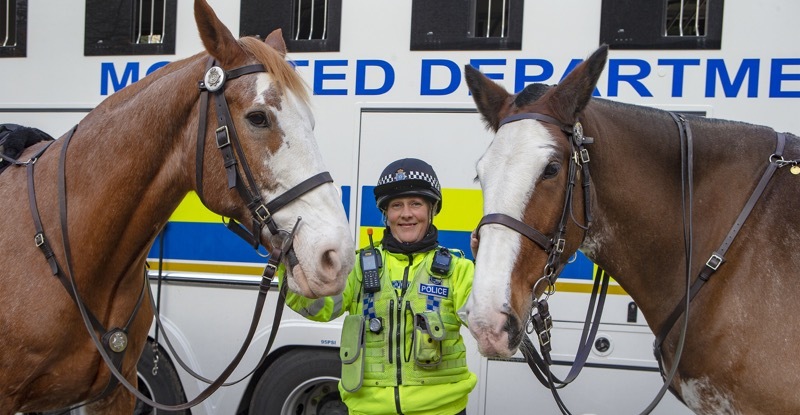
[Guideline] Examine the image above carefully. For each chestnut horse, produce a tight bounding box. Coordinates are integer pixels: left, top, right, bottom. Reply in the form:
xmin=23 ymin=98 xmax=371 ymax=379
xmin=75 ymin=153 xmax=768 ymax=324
xmin=463 ymin=45 xmax=800 ymax=414
xmin=0 ymin=1 xmax=355 ymax=413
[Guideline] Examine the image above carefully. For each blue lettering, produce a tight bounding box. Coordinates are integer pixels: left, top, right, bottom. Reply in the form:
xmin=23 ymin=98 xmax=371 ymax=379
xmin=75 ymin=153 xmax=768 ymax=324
xmin=706 ymin=59 xmax=759 ymax=98
xmin=101 ymin=62 xmax=140 ymax=95
xmin=355 ymin=60 xmax=394 ymax=95
xmin=470 ymin=59 xmax=506 ymax=81
xmin=314 ymin=60 xmax=348 ymax=96
xmin=607 ymin=59 xmax=652 ymax=97
xmin=290 ymin=60 xmax=310 ymax=69
xmin=658 ymin=59 xmax=701 ymax=97
xmin=420 ymin=59 xmax=460 ymax=96
xmin=769 ymin=59 xmax=800 ymax=98
xmin=514 ymin=59 xmax=553 ymax=93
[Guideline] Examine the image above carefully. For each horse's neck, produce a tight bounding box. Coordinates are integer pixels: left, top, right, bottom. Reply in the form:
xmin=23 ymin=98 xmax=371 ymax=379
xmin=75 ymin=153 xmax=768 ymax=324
xmin=51 ymin=56 xmax=206 ymax=278
xmin=578 ymin=100 xmax=772 ymax=322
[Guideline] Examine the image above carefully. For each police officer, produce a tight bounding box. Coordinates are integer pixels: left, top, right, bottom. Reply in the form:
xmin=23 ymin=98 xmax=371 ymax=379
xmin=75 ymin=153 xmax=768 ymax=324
xmin=280 ymin=158 xmax=476 ymax=415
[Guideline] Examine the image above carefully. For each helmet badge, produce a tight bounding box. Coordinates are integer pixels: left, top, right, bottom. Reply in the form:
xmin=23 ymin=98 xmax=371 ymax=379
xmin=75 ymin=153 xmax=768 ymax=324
xmin=394 ymin=169 xmax=407 ymax=181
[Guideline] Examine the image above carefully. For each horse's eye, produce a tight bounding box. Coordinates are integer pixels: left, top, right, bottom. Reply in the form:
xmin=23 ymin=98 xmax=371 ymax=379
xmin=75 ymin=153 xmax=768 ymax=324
xmin=246 ymin=111 xmax=270 ymax=128
xmin=542 ymin=162 xmax=561 ymax=179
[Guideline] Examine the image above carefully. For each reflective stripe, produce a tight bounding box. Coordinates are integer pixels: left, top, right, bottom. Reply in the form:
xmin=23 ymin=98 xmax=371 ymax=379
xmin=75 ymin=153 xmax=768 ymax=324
xmin=301 ymin=294 xmax=342 ymax=317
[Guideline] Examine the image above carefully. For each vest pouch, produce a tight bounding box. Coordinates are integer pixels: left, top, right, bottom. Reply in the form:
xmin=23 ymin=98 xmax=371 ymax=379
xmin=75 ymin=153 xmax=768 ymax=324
xmin=339 ymin=315 xmax=365 ymax=392
xmin=413 ymin=311 xmax=445 ymax=368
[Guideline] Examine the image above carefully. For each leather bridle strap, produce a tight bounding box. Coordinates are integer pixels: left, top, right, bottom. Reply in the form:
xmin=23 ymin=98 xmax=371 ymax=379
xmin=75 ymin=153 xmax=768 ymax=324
xmin=147 ymin=218 xmax=303 ymax=388
xmin=498 ymin=112 xmax=574 ymax=134
xmin=194 ymin=58 xmax=214 ymax=203
xmin=655 ymin=131 xmax=787 ymax=349
xmin=520 ymin=266 xmax=610 ymax=385
xmin=146 ymin=251 xmax=289 ymax=388
xmin=477 ymin=213 xmax=553 ymax=252
xmin=195 ymin=58 xmax=334 ymax=247
xmin=22 ymin=125 xmax=148 ymax=412
xmin=225 ymin=171 xmax=333 ymax=247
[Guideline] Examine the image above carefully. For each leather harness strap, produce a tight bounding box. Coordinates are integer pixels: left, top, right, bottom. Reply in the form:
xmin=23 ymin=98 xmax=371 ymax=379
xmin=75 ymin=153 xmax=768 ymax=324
xmin=24 ymin=126 xmax=147 ymax=411
xmin=655 ymin=131 xmax=788 ymax=350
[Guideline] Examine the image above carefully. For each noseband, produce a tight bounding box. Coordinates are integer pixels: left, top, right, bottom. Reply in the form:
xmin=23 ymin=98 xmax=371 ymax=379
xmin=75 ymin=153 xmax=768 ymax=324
xmin=195 ymin=57 xmax=333 ymax=253
xmin=476 ymin=112 xmax=593 ymax=290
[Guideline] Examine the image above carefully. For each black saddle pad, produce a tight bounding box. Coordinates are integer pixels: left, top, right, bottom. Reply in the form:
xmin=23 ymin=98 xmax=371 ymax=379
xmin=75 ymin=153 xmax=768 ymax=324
xmin=0 ymin=123 xmax=55 ymax=172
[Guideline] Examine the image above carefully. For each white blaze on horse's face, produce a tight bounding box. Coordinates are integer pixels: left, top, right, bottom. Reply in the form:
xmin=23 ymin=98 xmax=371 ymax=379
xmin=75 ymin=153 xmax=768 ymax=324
xmin=254 ymin=73 xmax=354 ymax=298
xmin=465 ymin=119 xmax=556 ymax=358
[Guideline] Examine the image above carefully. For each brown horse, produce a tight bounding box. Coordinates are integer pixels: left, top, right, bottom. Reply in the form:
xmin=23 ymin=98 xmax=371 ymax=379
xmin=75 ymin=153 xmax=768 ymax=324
xmin=462 ymin=45 xmax=800 ymax=414
xmin=0 ymin=1 xmax=355 ymax=413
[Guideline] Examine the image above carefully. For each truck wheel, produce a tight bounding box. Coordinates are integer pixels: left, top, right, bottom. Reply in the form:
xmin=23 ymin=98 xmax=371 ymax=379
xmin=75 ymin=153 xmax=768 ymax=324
xmin=29 ymin=340 xmax=187 ymax=415
xmin=134 ymin=339 xmax=188 ymax=415
xmin=249 ymin=348 xmax=346 ymax=415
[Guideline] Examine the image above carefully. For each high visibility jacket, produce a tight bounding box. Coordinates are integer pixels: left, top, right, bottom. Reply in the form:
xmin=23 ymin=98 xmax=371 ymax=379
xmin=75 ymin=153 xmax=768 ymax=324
xmin=280 ymin=242 xmax=476 ymax=415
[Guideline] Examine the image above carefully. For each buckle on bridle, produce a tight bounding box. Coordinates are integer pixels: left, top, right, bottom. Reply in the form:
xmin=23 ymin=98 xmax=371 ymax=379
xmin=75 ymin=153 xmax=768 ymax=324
xmin=554 ymin=238 xmax=566 ymax=253
xmin=706 ymin=254 xmax=724 ymax=270
xmin=215 ymin=126 xmax=230 ymax=148
xmin=34 ymin=233 xmax=45 ymax=247
xmin=254 ymin=204 xmax=271 ymax=222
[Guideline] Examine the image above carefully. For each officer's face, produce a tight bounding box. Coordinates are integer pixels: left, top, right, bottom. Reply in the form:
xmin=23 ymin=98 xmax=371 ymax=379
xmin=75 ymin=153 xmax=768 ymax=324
xmin=386 ymin=196 xmax=432 ymax=243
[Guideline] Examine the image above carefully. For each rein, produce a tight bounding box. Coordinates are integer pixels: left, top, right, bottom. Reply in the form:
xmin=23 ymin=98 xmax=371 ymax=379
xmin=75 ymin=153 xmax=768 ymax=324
xmin=25 ymin=57 xmax=333 ymax=411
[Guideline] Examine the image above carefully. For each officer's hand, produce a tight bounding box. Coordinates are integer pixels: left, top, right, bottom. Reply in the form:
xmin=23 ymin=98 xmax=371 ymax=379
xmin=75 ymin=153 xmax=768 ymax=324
xmin=470 ymin=229 xmax=479 ymax=258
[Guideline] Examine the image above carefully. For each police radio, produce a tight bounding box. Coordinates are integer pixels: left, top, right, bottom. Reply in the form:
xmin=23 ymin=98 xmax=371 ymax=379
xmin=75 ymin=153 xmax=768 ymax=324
xmin=430 ymin=247 xmax=452 ymax=276
xmin=360 ymin=229 xmax=382 ymax=293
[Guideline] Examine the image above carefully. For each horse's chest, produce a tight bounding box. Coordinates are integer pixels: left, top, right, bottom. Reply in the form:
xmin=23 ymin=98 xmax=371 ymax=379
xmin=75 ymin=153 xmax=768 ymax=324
xmin=680 ymin=377 xmax=741 ymax=415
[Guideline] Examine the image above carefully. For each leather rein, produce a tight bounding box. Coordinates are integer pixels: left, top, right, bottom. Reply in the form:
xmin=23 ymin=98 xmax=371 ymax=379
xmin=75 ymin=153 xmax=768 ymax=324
xmin=477 ymin=111 xmax=792 ymax=414
xmin=24 ymin=57 xmax=332 ymax=411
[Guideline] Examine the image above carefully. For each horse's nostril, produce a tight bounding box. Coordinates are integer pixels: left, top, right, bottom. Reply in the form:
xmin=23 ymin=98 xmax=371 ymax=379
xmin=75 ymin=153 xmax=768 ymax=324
xmin=322 ymin=250 xmax=335 ymax=268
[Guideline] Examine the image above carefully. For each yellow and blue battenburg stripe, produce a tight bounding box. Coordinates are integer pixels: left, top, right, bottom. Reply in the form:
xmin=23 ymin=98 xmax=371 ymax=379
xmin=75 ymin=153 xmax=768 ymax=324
xmin=147 ymin=187 xmax=354 ymax=275
xmin=357 ymin=186 xmax=618 ymax=293
xmin=148 ymin=185 xmax=623 ymax=294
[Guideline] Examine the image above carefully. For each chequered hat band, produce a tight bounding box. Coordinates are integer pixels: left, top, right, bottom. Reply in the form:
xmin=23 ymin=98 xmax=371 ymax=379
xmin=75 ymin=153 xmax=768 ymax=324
xmin=376 ymin=169 xmax=440 ymax=191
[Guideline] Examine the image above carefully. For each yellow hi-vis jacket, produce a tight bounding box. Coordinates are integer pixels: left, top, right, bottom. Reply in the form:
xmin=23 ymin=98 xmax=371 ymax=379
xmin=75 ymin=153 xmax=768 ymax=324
xmin=280 ymin=243 xmax=476 ymax=415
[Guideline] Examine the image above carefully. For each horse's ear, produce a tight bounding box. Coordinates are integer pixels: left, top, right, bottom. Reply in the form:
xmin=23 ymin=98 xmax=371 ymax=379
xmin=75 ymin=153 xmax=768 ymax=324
xmin=465 ymin=65 xmax=511 ymax=132
xmin=194 ymin=0 xmax=247 ymax=67
xmin=550 ymin=45 xmax=608 ymax=123
xmin=264 ymin=29 xmax=287 ymax=57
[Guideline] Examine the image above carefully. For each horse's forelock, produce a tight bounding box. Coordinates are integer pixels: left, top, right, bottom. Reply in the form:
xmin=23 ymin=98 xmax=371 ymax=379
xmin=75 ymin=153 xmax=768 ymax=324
xmin=513 ymin=83 xmax=551 ymax=108
xmin=238 ymin=37 xmax=310 ymax=104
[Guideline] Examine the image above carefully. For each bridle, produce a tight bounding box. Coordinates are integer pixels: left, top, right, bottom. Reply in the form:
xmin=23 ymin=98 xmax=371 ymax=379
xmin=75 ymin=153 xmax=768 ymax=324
xmin=474 ymin=112 xmax=609 ymax=414
xmin=26 ymin=56 xmax=333 ymax=412
xmin=476 ymin=112 xmax=594 ymax=297
xmin=194 ymin=58 xmax=334 ymax=254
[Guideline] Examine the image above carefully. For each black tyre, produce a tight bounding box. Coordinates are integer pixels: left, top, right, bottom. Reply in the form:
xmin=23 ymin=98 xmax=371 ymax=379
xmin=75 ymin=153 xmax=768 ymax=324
xmin=134 ymin=340 xmax=189 ymax=415
xmin=30 ymin=340 xmax=187 ymax=415
xmin=249 ymin=348 xmax=345 ymax=415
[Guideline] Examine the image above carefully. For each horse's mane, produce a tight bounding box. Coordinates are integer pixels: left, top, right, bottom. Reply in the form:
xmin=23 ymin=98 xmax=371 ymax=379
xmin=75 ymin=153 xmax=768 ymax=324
xmin=514 ymin=83 xmax=553 ymax=108
xmin=238 ymin=36 xmax=310 ymax=104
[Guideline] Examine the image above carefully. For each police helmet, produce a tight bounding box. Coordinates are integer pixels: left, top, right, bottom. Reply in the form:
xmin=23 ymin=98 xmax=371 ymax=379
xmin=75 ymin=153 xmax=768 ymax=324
xmin=374 ymin=158 xmax=442 ymax=214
